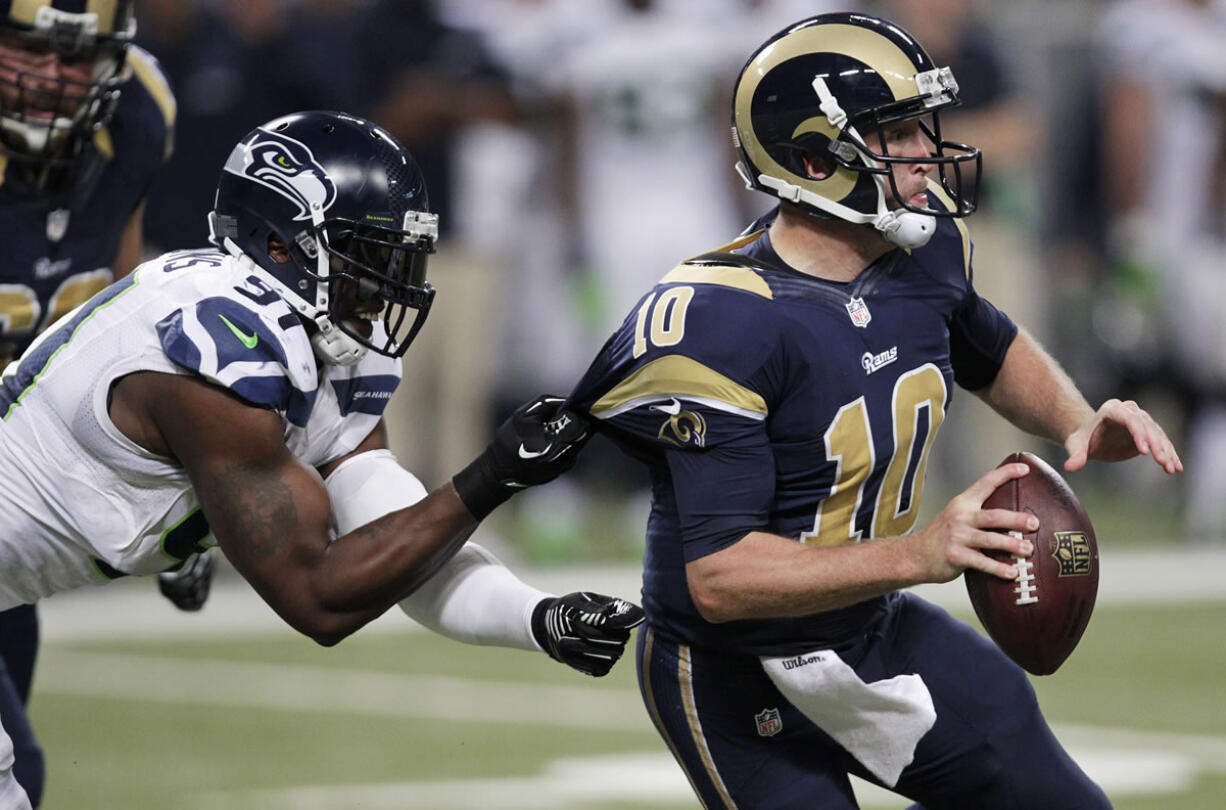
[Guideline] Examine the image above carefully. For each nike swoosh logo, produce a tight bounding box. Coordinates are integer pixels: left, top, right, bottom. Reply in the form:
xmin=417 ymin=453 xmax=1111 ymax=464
xmin=518 ymin=443 xmax=553 ymax=460
xmin=218 ymin=314 xmax=258 ymax=349
xmin=651 ymin=397 xmax=681 ymax=416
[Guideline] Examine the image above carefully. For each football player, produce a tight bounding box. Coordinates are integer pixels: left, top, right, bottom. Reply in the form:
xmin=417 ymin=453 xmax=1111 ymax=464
xmin=565 ymin=13 xmax=1180 ymax=809
xmin=0 ymin=110 xmax=642 ymax=810
xmin=0 ymin=1 xmax=201 ymax=805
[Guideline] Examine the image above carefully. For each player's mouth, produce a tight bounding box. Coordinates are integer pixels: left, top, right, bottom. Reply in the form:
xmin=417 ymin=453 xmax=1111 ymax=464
xmin=345 ymin=310 xmax=379 ymax=340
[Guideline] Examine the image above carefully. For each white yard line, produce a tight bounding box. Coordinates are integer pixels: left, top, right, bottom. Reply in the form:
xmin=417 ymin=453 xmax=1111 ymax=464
xmin=35 ymin=648 xmax=644 ymax=731
xmin=181 ymin=738 xmax=1214 ymax=810
xmin=37 ymin=647 xmax=1226 ymax=810
xmin=35 ymin=548 xmax=1226 ymax=645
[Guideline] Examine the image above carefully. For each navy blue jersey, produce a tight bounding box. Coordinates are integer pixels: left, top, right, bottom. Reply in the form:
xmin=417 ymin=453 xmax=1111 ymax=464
xmin=568 ymin=196 xmax=1018 ymax=656
xmin=0 ymin=45 xmax=174 ymax=366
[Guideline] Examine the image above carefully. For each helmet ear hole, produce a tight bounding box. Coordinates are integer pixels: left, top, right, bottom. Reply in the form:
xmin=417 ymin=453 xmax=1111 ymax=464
xmin=267 ymin=233 xmax=292 ymax=264
xmin=801 ymin=152 xmax=835 ymax=181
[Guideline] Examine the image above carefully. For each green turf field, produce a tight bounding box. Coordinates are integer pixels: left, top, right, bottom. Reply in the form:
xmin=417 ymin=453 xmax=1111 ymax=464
xmin=27 ymin=594 xmax=1226 ymax=809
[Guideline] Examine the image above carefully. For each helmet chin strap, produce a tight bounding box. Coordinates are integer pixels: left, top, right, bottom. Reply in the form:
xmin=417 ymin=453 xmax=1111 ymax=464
xmin=751 ymin=75 xmax=939 ymax=250
xmin=873 ymin=209 xmax=935 ymax=250
xmin=212 ymin=226 xmax=369 ymax=367
xmin=299 ymin=200 xmax=369 ymax=366
xmin=750 ymin=168 xmax=936 ymax=250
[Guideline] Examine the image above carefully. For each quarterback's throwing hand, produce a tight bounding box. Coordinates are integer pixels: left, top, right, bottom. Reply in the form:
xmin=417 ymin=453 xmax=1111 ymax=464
xmin=532 ymin=592 xmax=646 ymax=677
xmin=453 ymin=394 xmax=592 ymax=520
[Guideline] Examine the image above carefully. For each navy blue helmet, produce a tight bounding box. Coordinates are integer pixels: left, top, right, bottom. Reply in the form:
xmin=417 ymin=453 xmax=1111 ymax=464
xmin=732 ymin=12 xmax=981 ymax=248
xmin=209 ymin=111 xmax=437 ymax=365
xmin=0 ymin=0 xmax=136 ymax=197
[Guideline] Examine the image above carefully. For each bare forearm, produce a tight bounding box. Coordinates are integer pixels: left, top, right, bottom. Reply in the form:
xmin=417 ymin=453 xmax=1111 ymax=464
xmin=687 ymin=463 xmax=1042 ymax=624
xmin=213 ymin=472 xmax=477 ymax=646
xmin=687 ymin=531 xmax=925 ymax=622
xmin=320 ymin=482 xmax=477 ymax=605
xmin=977 ymin=328 xmax=1094 ymax=445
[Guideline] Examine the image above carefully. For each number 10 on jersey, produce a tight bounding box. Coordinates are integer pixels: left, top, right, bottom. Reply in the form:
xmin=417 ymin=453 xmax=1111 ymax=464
xmin=802 ymin=364 xmax=947 ymax=547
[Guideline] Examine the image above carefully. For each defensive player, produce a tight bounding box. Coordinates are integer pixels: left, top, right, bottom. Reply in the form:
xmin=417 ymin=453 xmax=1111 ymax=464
xmin=0 ymin=2 xmax=205 ymax=804
xmin=0 ymin=110 xmax=642 ymax=810
xmin=566 ymin=13 xmax=1180 ymax=809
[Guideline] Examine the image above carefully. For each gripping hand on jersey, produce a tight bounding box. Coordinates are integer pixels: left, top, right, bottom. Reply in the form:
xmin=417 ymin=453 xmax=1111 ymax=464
xmin=531 ymin=592 xmax=646 ymax=677
xmin=452 ymin=395 xmax=591 ymax=520
xmin=156 ymin=548 xmax=216 ymax=612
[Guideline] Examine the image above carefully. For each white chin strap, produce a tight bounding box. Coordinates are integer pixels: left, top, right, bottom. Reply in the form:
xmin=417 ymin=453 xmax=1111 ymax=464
xmin=300 ymin=200 xmax=369 ymax=366
xmin=214 ymin=227 xmax=368 ymax=367
xmin=749 ymin=167 xmax=935 ymax=250
xmin=309 ymin=320 xmax=367 ymax=366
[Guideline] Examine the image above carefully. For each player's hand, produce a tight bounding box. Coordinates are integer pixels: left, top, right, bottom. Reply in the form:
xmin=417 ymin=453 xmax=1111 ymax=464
xmin=909 ymin=463 xmax=1036 ymax=584
xmin=531 ymin=592 xmax=646 ymax=677
xmin=1063 ymin=398 xmax=1182 ymax=474
xmin=157 ymin=548 xmax=216 ymax=611
xmin=452 ymin=395 xmax=591 ymax=520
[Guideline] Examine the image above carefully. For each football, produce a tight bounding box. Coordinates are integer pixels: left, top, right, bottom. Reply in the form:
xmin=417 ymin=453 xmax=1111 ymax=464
xmin=964 ymin=451 xmax=1099 ymax=676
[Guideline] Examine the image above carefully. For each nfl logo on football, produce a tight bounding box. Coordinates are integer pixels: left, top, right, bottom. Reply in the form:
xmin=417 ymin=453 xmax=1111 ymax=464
xmin=845 ymin=296 xmax=871 ymax=328
xmin=755 ymin=707 xmax=782 ymax=737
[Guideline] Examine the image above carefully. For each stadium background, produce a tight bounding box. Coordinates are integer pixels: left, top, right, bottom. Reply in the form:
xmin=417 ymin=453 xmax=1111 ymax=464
xmin=30 ymin=0 xmax=1226 ymax=807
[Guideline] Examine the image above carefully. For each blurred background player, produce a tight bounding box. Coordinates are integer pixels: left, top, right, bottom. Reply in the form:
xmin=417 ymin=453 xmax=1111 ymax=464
xmin=0 ymin=109 xmax=642 ymax=809
xmin=565 ymin=13 xmax=1180 ymax=808
xmin=0 ymin=1 xmax=198 ymax=805
xmin=1096 ymin=0 xmax=1226 ymax=542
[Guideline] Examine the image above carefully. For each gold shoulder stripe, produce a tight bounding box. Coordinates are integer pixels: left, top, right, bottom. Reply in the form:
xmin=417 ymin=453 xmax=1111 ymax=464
xmin=659 ymin=263 xmax=773 ymax=299
xmin=125 ymin=46 xmax=177 ymax=159
xmin=92 ymin=126 xmax=115 ymax=160
xmin=706 ymin=229 xmax=765 ymax=254
xmin=925 ymin=180 xmax=971 ymax=279
xmin=591 ymin=355 xmax=767 ymax=420
xmin=0 ymin=153 xmax=7 ymax=190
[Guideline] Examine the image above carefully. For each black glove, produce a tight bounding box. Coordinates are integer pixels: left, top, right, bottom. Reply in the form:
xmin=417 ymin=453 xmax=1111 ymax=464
xmin=157 ymin=548 xmax=216 ymax=612
xmin=452 ymin=394 xmax=591 ymax=521
xmin=531 ymin=591 xmax=646 ymax=677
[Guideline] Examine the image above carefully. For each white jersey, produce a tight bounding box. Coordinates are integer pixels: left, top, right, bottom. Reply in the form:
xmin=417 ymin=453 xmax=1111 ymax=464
xmin=0 ymin=249 xmax=400 ymax=608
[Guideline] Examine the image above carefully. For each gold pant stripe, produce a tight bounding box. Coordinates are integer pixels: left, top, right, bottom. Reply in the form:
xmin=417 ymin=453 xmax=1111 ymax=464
xmin=639 ymin=627 xmax=709 ymax=807
xmin=679 ymin=642 xmax=739 ymax=809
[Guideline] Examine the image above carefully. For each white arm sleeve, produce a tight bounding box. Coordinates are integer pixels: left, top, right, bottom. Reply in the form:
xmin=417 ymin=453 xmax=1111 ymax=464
xmin=324 ymin=449 xmax=549 ymax=651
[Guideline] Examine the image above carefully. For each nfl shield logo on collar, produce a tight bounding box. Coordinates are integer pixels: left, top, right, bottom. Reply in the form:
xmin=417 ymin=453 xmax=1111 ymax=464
xmin=755 ymin=707 xmax=782 ymax=737
xmin=846 ymin=296 xmax=871 ymax=328
xmin=46 ymin=208 xmax=70 ymax=243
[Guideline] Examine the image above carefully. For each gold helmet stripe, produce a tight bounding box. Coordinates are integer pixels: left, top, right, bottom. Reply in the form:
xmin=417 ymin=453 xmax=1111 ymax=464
xmin=735 ymin=23 xmax=922 ymax=204
xmin=8 ymin=0 xmax=44 ymax=24
xmin=9 ymin=0 xmax=120 ymax=33
xmin=87 ymin=0 xmax=119 ymax=34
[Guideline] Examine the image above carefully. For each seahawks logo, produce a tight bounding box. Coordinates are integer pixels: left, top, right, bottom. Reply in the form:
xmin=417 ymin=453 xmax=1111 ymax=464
xmin=225 ymin=130 xmax=337 ymax=221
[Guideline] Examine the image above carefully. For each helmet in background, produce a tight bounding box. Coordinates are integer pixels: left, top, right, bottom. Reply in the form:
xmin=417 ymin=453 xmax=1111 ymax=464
xmin=732 ymin=12 xmax=981 ymax=248
xmin=209 ymin=111 xmax=437 ymax=366
xmin=0 ymin=0 xmax=135 ymax=196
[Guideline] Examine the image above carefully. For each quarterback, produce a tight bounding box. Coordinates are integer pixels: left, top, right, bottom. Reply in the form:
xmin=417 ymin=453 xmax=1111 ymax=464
xmin=567 ymin=13 xmax=1179 ymax=809
xmin=0 ymin=110 xmax=642 ymax=809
